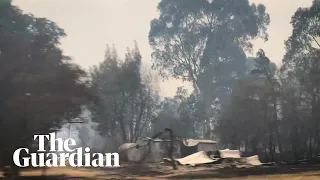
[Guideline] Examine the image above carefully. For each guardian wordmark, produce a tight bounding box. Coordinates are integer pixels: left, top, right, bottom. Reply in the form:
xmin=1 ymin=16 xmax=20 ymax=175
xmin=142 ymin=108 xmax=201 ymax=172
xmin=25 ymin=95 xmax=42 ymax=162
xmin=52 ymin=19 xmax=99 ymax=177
xmin=13 ymin=133 xmax=120 ymax=167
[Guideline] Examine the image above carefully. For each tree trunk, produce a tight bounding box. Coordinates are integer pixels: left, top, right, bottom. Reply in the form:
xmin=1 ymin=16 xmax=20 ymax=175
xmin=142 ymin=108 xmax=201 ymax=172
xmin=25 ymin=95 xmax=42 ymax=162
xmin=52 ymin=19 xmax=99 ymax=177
xmin=269 ymin=133 xmax=274 ymax=162
xmin=273 ymin=96 xmax=282 ymax=162
xmin=308 ymin=136 xmax=313 ymax=159
xmin=264 ymin=145 xmax=269 ymax=162
xmin=165 ymin=128 xmax=177 ymax=170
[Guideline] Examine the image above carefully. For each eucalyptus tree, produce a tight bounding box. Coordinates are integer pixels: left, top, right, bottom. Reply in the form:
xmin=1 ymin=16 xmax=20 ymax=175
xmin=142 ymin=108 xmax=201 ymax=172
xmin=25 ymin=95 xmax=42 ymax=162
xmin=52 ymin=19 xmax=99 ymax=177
xmin=149 ymin=0 xmax=270 ymax=137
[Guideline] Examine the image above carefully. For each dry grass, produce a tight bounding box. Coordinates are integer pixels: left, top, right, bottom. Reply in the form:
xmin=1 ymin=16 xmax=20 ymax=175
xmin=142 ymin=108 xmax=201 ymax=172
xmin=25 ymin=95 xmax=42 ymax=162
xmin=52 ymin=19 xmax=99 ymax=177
xmin=212 ymin=172 xmax=320 ymax=180
xmin=2 ymin=164 xmax=320 ymax=180
xmin=20 ymin=167 xmax=106 ymax=177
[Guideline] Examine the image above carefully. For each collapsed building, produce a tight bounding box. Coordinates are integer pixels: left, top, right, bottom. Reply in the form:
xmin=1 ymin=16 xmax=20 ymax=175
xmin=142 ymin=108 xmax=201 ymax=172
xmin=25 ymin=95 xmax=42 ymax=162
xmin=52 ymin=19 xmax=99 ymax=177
xmin=165 ymin=149 xmax=263 ymax=167
xmin=181 ymin=139 xmax=219 ymax=157
xmin=118 ymin=137 xmax=219 ymax=163
xmin=118 ymin=137 xmax=266 ymax=168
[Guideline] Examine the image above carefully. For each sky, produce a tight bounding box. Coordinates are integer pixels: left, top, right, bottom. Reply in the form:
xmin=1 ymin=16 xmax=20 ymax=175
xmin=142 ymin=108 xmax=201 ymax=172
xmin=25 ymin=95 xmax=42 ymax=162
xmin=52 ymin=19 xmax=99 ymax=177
xmin=12 ymin=0 xmax=313 ymax=97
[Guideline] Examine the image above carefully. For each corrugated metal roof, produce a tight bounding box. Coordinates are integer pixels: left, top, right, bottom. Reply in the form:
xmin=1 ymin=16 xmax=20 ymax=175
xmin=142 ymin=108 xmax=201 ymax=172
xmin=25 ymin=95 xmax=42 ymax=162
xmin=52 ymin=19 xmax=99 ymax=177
xmin=183 ymin=139 xmax=217 ymax=147
xmin=190 ymin=139 xmax=218 ymax=144
xmin=140 ymin=137 xmax=217 ymax=144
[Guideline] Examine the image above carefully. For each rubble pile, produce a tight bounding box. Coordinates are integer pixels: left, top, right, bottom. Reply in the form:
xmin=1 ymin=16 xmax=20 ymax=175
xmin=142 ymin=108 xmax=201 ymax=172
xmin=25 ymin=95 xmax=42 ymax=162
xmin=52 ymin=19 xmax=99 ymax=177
xmin=163 ymin=149 xmax=265 ymax=168
xmin=118 ymin=139 xmax=271 ymax=169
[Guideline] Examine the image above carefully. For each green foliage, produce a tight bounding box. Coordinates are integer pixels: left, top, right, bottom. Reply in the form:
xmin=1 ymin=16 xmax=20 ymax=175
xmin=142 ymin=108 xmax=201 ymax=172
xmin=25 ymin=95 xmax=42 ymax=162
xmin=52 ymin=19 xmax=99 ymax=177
xmin=279 ymin=0 xmax=320 ymax=159
xmin=218 ymin=1 xmax=320 ymax=161
xmin=152 ymin=87 xmax=196 ymax=138
xmin=0 ymin=1 xmax=90 ymax=167
xmin=90 ymin=43 xmax=160 ymax=143
xmin=149 ymin=0 xmax=270 ymax=137
xmin=149 ymin=0 xmax=270 ymax=85
xmin=251 ymin=49 xmax=277 ymax=77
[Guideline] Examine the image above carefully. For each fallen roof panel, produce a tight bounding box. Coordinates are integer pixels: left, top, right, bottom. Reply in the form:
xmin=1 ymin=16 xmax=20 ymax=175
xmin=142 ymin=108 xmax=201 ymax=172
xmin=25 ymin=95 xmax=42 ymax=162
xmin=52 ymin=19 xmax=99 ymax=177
xmin=175 ymin=151 xmax=219 ymax=166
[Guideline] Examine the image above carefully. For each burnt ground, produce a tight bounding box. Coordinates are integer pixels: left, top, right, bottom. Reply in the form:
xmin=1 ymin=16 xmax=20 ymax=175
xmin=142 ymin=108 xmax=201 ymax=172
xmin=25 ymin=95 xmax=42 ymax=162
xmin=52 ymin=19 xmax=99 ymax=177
xmin=167 ymin=163 xmax=320 ymax=179
xmin=2 ymin=163 xmax=320 ymax=180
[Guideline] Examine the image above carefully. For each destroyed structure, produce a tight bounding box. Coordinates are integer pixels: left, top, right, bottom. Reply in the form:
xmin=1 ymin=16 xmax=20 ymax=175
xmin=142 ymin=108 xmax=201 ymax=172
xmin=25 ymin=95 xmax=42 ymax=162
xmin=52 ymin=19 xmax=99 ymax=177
xmin=119 ymin=137 xmax=218 ymax=163
xmin=118 ymin=137 xmax=266 ymax=168
xmin=119 ymin=138 xmax=181 ymax=163
xmin=181 ymin=139 xmax=219 ymax=157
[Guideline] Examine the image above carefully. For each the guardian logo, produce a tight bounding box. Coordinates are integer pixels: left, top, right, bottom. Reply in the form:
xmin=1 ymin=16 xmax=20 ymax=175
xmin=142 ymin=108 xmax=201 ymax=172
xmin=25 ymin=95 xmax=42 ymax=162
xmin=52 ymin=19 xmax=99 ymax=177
xmin=13 ymin=133 xmax=120 ymax=167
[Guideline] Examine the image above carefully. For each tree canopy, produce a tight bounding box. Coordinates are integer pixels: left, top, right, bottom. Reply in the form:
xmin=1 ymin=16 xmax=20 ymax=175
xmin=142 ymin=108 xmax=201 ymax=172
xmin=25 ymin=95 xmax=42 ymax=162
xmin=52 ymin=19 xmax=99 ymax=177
xmin=0 ymin=0 xmax=90 ymax=167
xmin=4 ymin=0 xmax=320 ymax=171
xmin=149 ymin=0 xmax=270 ymax=137
xmin=90 ymin=43 xmax=160 ymax=143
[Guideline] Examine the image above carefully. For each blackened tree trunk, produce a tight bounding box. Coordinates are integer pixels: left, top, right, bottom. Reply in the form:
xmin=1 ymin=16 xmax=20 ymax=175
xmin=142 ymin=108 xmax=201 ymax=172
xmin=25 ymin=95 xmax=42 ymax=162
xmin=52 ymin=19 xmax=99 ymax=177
xmin=165 ymin=128 xmax=177 ymax=170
